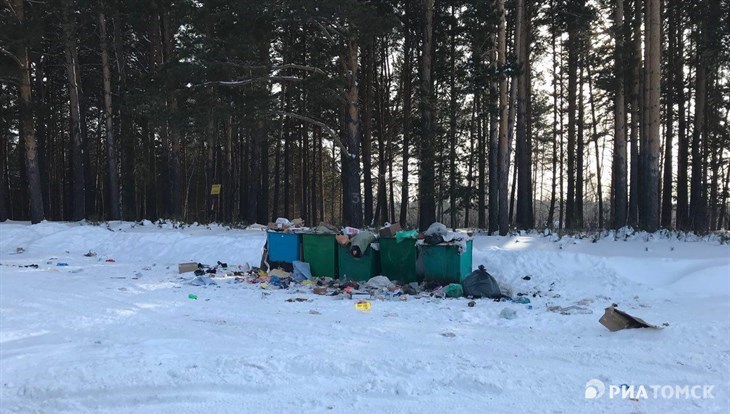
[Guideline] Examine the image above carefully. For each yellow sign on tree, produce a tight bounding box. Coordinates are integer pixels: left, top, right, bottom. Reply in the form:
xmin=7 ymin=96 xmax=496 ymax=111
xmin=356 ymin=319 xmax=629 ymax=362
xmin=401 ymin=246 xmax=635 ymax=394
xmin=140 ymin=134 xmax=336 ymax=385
xmin=210 ymin=184 xmax=221 ymax=195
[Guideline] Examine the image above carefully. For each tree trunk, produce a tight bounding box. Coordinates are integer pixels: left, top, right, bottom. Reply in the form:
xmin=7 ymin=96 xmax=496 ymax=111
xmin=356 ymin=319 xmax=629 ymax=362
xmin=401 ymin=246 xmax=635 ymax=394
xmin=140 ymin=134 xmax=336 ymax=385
xmin=362 ymin=43 xmax=374 ymax=225
xmin=547 ymin=7 xmax=558 ymax=228
xmin=464 ymin=101 xmax=476 ymax=228
xmin=661 ymin=0 xmax=676 ymax=228
xmin=488 ymin=14 xmax=499 ymax=233
xmin=576 ymin=50 xmax=585 ymax=229
xmin=613 ymin=0 xmax=628 ymax=229
xmin=62 ymin=0 xmax=86 ymax=221
xmin=376 ymin=42 xmax=389 ymax=226
xmin=343 ymin=39 xmax=363 ymax=227
xmin=643 ymin=0 xmax=661 ymax=231
xmin=0 ymin=99 xmax=9 ymax=221
xmin=15 ymin=0 xmax=44 ymax=223
xmin=449 ymin=6 xmax=458 ymax=230
xmin=515 ymin=0 xmax=533 ymax=230
xmin=496 ymin=0 xmax=509 ymax=235
xmin=113 ymin=12 xmax=136 ymax=220
xmin=418 ymin=0 xmax=436 ymax=230
xmin=628 ymin=0 xmax=641 ymax=227
xmin=690 ymin=0 xmax=713 ymax=232
xmin=587 ymin=64 xmax=604 ymax=229
xmin=566 ymin=14 xmax=578 ymax=230
xmin=674 ymin=0 xmax=688 ymax=229
xmin=283 ymin=88 xmax=292 ymax=218
xmin=99 ymin=5 xmax=121 ymax=220
xmin=399 ymin=0 xmax=412 ymax=227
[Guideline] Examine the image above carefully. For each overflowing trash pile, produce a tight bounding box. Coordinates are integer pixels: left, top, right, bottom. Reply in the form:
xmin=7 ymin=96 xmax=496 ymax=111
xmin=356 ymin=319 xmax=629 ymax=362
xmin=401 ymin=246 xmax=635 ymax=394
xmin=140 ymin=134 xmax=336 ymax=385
xmin=177 ymin=216 xmax=529 ymax=306
xmin=178 ymin=260 xmax=517 ymax=303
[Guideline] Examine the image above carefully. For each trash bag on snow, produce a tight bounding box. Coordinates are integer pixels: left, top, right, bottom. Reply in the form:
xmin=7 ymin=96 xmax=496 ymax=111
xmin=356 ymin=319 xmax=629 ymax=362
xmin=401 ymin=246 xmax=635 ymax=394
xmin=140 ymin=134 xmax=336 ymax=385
xmin=462 ymin=265 xmax=501 ymax=299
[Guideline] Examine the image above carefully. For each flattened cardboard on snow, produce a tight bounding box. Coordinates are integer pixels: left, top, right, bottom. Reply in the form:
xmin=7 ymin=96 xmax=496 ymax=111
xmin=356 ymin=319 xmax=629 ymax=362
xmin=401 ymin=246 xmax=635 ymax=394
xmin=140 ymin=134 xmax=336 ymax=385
xmin=178 ymin=262 xmax=198 ymax=274
xmin=599 ymin=306 xmax=662 ymax=332
xmin=379 ymin=223 xmax=401 ymax=238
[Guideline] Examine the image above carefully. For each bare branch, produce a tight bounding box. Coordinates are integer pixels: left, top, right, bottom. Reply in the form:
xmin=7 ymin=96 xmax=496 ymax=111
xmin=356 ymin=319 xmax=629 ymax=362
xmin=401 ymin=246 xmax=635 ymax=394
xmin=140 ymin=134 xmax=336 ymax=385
xmin=310 ymin=18 xmax=334 ymax=42
xmin=3 ymin=0 xmax=17 ymax=18
xmin=273 ymin=64 xmax=326 ymax=76
xmin=0 ymin=46 xmax=22 ymax=67
xmin=272 ymin=110 xmax=347 ymax=154
xmin=196 ymin=75 xmax=302 ymax=88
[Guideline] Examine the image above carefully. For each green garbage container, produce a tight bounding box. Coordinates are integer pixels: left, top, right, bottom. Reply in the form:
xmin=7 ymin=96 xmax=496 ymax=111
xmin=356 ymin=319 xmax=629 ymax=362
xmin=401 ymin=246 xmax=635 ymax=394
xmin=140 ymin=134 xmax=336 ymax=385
xmin=338 ymin=243 xmax=380 ymax=281
xmin=421 ymin=239 xmax=473 ymax=285
xmin=302 ymin=233 xmax=338 ymax=277
xmin=379 ymin=237 xmax=419 ymax=284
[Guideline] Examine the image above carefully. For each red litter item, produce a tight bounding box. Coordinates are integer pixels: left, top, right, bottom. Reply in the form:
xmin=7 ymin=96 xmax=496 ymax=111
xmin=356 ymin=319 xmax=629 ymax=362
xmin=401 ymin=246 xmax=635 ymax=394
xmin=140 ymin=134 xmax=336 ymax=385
xmin=105 ymin=259 xmax=116 ymax=263
xmin=344 ymin=286 xmax=354 ymax=294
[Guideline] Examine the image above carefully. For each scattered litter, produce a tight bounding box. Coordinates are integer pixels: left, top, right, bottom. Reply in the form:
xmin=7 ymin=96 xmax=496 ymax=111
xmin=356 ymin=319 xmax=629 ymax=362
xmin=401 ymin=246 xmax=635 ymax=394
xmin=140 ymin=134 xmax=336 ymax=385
xmin=290 ymin=261 xmax=312 ymax=282
xmin=378 ymin=222 xmax=401 ymax=238
xmin=189 ymin=276 xmax=216 ymax=286
xmin=111 ymin=276 xmax=126 ymax=279
xmin=56 ymin=262 xmax=69 ymax=267
xmin=286 ymin=298 xmax=310 ymax=302
xmin=366 ymin=275 xmax=394 ymax=289
xmin=343 ymin=227 xmax=360 ymax=236
xmin=500 ymin=308 xmax=517 ymax=320
xmin=179 ymin=262 xmax=199 ymax=274
xmin=309 ymin=309 xmax=321 ymax=315
xmin=188 ymin=294 xmax=198 ymax=300
xmin=522 ymin=276 xmax=531 ymax=281
xmin=313 ymin=286 xmax=328 ymax=295
xmin=0 ymin=263 xmax=39 ymax=269
xmin=336 ymin=234 xmax=350 ymax=246
xmin=350 ymin=230 xmax=376 ymax=257
xmin=268 ymin=268 xmax=291 ymax=278
xmin=440 ymin=332 xmax=456 ymax=338
xmin=547 ymin=305 xmax=592 ymax=315
xmin=444 ymin=283 xmax=463 ymax=298
xmin=395 ymin=229 xmax=419 ymax=243
xmin=599 ymin=306 xmax=663 ymax=332
xmin=468 ymin=300 xmax=476 ymax=307
xmin=355 ymin=301 xmax=371 ymax=311
xmin=512 ymin=297 xmax=531 ymax=304
xmin=105 ymin=259 xmax=116 ymax=263
xmin=16 ymin=247 xmax=25 ymax=254
xmin=84 ymin=251 xmax=97 ymax=257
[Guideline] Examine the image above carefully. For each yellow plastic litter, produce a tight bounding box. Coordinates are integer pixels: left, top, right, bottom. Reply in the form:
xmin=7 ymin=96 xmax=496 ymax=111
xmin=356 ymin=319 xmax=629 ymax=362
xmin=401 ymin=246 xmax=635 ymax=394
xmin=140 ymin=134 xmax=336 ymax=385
xmin=260 ymin=283 xmax=268 ymax=289
xmin=355 ymin=301 xmax=371 ymax=311
xmin=302 ymin=280 xmax=313 ymax=286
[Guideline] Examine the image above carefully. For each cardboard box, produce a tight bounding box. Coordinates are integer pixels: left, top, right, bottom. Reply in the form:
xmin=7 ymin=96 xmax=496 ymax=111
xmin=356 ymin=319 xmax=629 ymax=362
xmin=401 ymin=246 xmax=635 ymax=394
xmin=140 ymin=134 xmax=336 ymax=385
xmin=599 ymin=306 xmax=662 ymax=332
xmin=379 ymin=223 xmax=401 ymax=238
xmin=178 ymin=262 xmax=199 ymax=274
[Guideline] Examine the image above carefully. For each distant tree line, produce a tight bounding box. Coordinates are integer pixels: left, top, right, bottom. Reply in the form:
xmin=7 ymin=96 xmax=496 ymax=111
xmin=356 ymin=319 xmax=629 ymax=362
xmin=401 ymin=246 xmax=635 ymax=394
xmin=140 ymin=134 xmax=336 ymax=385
xmin=1 ymin=0 xmax=728 ymax=233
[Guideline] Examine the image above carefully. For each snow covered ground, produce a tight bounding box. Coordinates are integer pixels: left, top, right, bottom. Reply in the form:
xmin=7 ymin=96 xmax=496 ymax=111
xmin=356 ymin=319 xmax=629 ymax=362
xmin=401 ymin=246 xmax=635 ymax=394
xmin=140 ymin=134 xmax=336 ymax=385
xmin=0 ymin=221 xmax=728 ymax=414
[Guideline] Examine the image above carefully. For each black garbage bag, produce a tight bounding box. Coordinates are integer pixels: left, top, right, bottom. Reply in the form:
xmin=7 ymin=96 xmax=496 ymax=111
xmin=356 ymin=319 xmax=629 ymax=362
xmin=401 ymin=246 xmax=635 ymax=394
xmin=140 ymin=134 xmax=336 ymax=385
xmin=424 ymin=234 xmax=444 ymax=245
xmin=462 ymin=265 xmax=502 ymax=299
